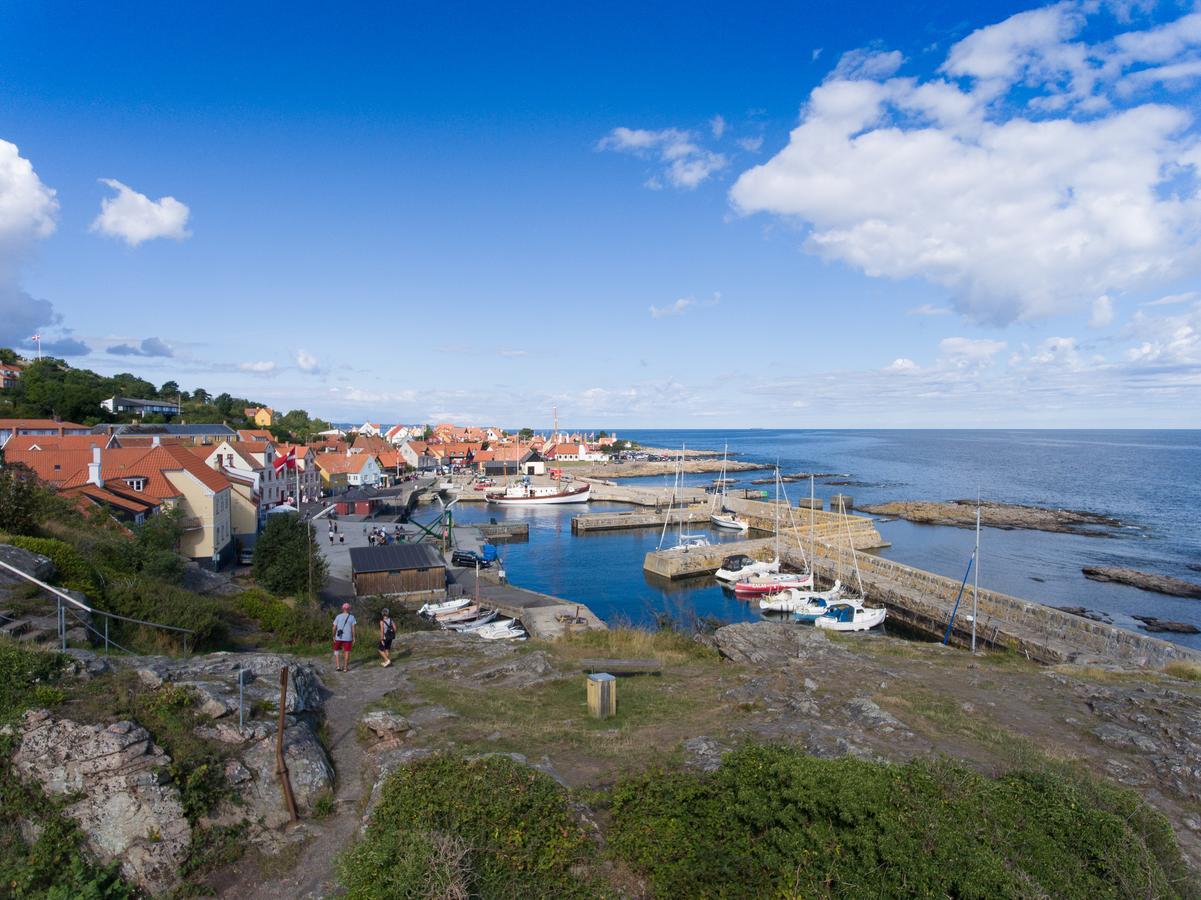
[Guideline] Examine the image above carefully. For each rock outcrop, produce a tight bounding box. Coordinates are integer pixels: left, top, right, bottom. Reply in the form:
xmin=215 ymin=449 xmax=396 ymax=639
xmin=239 ymin=725 xmax=335 ymax=827
xmin=1083 ymin=566 xmax=1201 ymax=599
xmin=0 ymin=543 xmax=56 ymax=584
xmin=859 ymin=500 xmax=1122 ymax=535
xmin=12 ymin=710 xmax=192 ymax=895
xmin=1132 ymin=616 xmax=1200 ymax=634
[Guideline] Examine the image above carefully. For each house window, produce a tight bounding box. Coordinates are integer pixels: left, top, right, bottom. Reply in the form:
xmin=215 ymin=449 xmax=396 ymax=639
xmin=124 ymin=477 xmax=146 ymax=491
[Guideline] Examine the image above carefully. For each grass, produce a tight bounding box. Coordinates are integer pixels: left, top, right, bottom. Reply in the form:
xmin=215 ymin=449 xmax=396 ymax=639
xmin=1163 ymin=660 xmax=1201 ymax=682
xmin=554 ymin=626 xmax=720 ymax=667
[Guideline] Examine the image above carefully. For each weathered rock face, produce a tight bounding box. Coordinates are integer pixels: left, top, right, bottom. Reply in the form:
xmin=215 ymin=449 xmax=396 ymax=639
xmin=709 ymin=621 xmax=833 ymax=666
xmin=859 ymin=500 xmax=1121 ymax=535
xmin=470 ymin=650 xmax=555 ymax=687
xmin=239 ymin=725 xmax=335 ymax=828
xmin=1083 ymin=566 xmax=1201 ymax=599
xmin=0 ymin=543 xmax=56 ymax=584
xmin=12 ymin=710 xmax=192 ymax=895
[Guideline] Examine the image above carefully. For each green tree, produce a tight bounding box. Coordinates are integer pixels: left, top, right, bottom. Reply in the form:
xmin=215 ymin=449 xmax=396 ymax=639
xmin=252 ymin=515 xmax=326 ymax=597
xmin=518 ymin=427 xmax=534 ymax=441
xmin=422 ymin=425 xmax=434 ymax=441
xmin=192 ymin=388 xmax=210 ymax=404
xmin=0 ymin=347 xmax=19 ymax=364
xmin=159 ymin=380 xmax=180 ymax=398
xmin=0 ymin=463 xmax=40 ymax=535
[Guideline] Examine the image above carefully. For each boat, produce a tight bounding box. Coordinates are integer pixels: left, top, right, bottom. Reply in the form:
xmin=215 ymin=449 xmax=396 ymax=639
xmin=474 ymin=619 xmax=527 ymax=640
xmin=709 ymin=444 xmax=750 ymax=532
xmin=814 ymin=603 xmax=886 ymax=632
xmin=714 ymin=553 xmax=779 ymax=584
xmin=445 ymin=608 xmax=500 ymax=631
xmin=434 ymin=603 xmax=479 ymax=622
xmin=733 ymin=571 xmax=815 ymax=597
xmin=657 ymin=445 xmax=713 ymax=551
xmin=486 ymin=480 xmax=590 ymax=505
xmin=758 ymin=580 xmax=844 ymax=613
xmin=419 ymin=597 xmax=471 ymax=616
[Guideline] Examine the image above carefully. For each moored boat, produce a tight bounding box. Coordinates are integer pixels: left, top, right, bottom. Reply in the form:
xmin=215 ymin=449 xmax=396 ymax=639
xmin=715 ymin=553 xmax=780 ymax=584
xmin=758 ymin=580 xmax=844 ymax=613
xmin=419 ymin=597 xmax=472 ymax=616
xmin=445 ymin=608 xmax=500 ymax=631
xmin=814 ymin=603 xmax=886 ymax=632
xmin=434 ymin=603 xmax=480 ymax=622
xmin=710 ymin=512 xmax=749 ymax=532
xmin=733 ymin=571 xmax=815 ymax=597
xmin=487 ymin=481 xmax=590 ymax=505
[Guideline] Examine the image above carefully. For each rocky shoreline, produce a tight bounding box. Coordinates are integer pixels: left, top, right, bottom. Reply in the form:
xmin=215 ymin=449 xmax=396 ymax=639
xmin=575 ymin=458 xmax=770 ymax=479
xmin=1083 ymin=566 xmax=1201 ymax=598
xmin=859 ymin=499 xmax=1123 ymax=535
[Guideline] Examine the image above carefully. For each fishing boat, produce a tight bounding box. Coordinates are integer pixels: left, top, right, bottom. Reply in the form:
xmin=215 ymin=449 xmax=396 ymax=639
xmin=445 ymin=608 xmax=499 ymax=631
xmin=758 ymin=580 xmax=844 ymax=613
xmin=733 ymin=571 xmax=815 ymax=597
xmin=709 ymin=444 xmax=750 ymax=531
xmin=814 ymin=603 xmax=886 ymax=632
xmin=714 ymin=553 xmax=779 ymax=584
xmin=419 ymin=597 xmax=471 ymax=616
xmin=486 ymin=480 xmax=590 ymax=505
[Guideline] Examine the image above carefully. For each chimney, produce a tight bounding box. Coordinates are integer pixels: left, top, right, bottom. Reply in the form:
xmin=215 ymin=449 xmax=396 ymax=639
xmin=88 ymin=447 xmax=103 ymax=488
xmin=152 ymin=435 xmax=161 ymax=447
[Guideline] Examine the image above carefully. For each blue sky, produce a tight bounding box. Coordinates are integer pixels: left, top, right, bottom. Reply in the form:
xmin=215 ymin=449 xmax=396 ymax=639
xmin=1 ymin=0 xmax=1200 ymax=428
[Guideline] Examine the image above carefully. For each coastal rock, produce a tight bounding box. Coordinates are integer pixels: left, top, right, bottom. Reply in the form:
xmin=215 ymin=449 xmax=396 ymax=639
xmin=858 ymin=500 xmax=1121 ymax=535
xmin=0 ymin=543 xmax=56 ymax=584
xmin=360 ymin=710 xmax=412 ymax=741
xmin=11 ymin=709 xmax=191 ymax=895
xmin=239 ymin=724 xmax=335 ymax=827
xmin=710 ymin=621 xmax=830 ymax=666
xmin=1132 ymin=616 xmax=1200 ymax=634
xmin=845 ymin=698 xmax=907 ymax=734
xmin=470 ymin=649 xmax=555 ymax=686
xmin=1055 ymin=606 xmax=1115 ymax=624
xmin=681 ymin=736 xmax=728 ymax=772
xmin=1082 ymin=567 xmax=1201 ymax=599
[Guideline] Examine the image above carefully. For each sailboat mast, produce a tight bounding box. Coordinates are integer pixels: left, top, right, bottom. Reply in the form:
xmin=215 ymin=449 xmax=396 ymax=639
xmin=774 ymin=462 xmax=780 ymax=561
xmin=972 ymin=501 xmax=980 ymax=652
xmin=809 ymin=474 xmax=815 ymax=574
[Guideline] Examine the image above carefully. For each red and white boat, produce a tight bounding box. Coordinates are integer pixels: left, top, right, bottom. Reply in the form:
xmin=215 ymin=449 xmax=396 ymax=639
xmin=733 ymin=571 xmax=815 ymax=597
xmin=486 ymin=481 xmax=590 ymax=505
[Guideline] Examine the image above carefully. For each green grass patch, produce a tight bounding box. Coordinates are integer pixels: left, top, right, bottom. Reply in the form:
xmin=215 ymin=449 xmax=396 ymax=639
xmin=339 ymin=753 xmax=599 ymax=899
xmin=555 ymin=626 xmax=719 ymax=667
xmin=605 ymin=744 xmax=1198 ymax=899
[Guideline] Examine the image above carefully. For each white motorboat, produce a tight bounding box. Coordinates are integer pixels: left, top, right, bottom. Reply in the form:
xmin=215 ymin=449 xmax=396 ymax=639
xmin=445 ymin=609 xmax=499 ymax=631
xmin=814 ymin=603 xmax=886 ymax=632
xmin=758 ymin=580 xmax=844 ymax=613
xmin=715 ymin=553 xmax=779 ymax=584
xmin=474 ymin=619 xmax=527 ymax=640
xmin=419 ymin=597 xmax=471 ymax=616
xmin=710 ymin=512 xmax=749 ymax=532
xmin=435 ymin=603 xmax=481 ymax=623
xmin=487 ymin=481 xmax=590 ymax=505
xmin=667 ymin=533 xmax=710 ymax=551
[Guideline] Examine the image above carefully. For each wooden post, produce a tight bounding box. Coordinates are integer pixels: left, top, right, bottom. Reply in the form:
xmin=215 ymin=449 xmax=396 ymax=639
xmin=586 ymin=673 xmax=617 ymax=719
xmin=276 ymin=667 xmax=300 ymax=825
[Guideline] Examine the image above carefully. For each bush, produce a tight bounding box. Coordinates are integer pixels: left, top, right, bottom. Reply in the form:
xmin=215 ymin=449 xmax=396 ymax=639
xmin=0 ymin=640 xmax=66 ymax=724
xmin=0 ymin=464 xmax=40 ymax=536
xmin=606 ymin=744 xmax=1196 ymax=899
xmin=253 ymin=515 xmax=326 ymax=597
xmin=105 ymin=578 xmax=226 ymax=651
xmin=234 ymin=589 xmax=328 ymax=646
xmin=4 ymin=535 xmax=105 ymax=598
xmin=339 ymin=754 xmax=597 ymax=899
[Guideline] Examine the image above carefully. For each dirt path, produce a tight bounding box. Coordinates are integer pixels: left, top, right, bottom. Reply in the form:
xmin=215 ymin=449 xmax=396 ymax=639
xmin=219 ymin=657 xmax=401 ymax=899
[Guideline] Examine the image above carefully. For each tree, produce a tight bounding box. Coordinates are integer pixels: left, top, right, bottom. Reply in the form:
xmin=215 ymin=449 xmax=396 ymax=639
xmin=518 ymin=427 xmax=534 ymax=441
xmin=192 ymin=388 xmax=210 ymax=404
xmin=252 ymin=514 xmax=327 ymax=597
xmin=0 ymin=347 xmax=18 ymax=364
xmin=135 ymin=507 xmax=185 ymax=582
xmin=597 ymin=431 xmax=609 ymax=439
xmin=0 ymin=463 xmax=40 ymax=535
xmin=423 ymin=425 xmax=434 ymax=441
xmin=159 ymin=380 xmax=180 ymax=398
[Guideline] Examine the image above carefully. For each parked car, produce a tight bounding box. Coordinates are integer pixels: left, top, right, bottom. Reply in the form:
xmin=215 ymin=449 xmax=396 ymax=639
xmin=451 ymin=550 xmax=492 ymax=568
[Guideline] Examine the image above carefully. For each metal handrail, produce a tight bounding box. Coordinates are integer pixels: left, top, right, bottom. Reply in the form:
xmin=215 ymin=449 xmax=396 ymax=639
xmin=0 ymin=557 xmax=195 ymax=654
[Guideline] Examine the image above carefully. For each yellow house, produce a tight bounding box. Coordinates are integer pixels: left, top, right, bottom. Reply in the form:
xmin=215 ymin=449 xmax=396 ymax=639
xmin=244 ymin=406 xmax=274 ymax=427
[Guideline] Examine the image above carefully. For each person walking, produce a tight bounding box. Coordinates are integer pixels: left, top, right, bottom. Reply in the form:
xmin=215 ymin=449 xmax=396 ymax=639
xmin=339 ymin=532 xmax=345 ymax=544
xmin=328 ymin=529 xmax=334 ymax=544
xmin=378 ymin=608 xmax=396 ymax=667
xmin=332 ymin=603 xmax=356 ymax=672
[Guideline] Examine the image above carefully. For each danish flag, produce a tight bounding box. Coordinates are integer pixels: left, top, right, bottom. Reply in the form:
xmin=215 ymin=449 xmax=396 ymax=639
xmin=274 ymin=447 xmax=296 ymax=474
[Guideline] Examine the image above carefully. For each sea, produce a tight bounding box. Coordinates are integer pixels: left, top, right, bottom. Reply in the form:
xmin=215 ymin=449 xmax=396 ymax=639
xmin=442 ymin=430 xmax=1201 ymax=649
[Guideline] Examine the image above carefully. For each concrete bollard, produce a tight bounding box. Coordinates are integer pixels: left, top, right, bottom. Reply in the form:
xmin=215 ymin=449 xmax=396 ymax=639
xmin=586 ymin=673 xmax=617 ymax=719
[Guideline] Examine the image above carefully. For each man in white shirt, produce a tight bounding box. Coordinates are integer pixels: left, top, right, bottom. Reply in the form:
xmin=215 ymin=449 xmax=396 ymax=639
xmin=332 ymin=603 xmax=357 ymax=672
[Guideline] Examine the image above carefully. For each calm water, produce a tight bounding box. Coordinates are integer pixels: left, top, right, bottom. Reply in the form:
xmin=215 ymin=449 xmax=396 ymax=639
xmin=444 ymin=430 xmax=1201 ymax=648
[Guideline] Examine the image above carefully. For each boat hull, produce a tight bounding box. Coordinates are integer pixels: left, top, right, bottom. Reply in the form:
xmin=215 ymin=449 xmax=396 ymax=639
xmin=814 ymin=607 xmax=886 ymax=632
xmin=486 ymin=484 xmax=591 ymax=505
xmin=710 ymin=514 xmax=749 ymax=532
xmin=715 ymin=559 xmax=779 ymax=583
xmin=733 ymin=573 xmax=815 ymax=597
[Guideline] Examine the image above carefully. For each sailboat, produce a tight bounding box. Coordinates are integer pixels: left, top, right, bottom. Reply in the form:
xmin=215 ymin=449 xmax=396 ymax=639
xmin=760 ymin=581 xmax=845 ymax=614
xmin=732 ymin=465 xmax=810 ymax=596
xmin=714 ymin=552 xmax=779 ymax=584
xmin=710 ymin=444 xmax=749 ymax=532
xmin=659 ymin=445 xmax=710 ymax=551
xmin=814 ymin=494 xmax=886 ymax=632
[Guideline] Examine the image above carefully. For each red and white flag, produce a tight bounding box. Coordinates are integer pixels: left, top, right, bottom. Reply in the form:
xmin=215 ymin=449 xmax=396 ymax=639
xmin=274 ymin=447 xmax=296 ymax=474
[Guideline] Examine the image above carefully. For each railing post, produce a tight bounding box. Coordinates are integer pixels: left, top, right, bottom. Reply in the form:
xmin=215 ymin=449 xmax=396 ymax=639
xmin=104 ymin=616 xmax=109 ymax=656
xmin=58 ymin=599 xmax=65 ymax=650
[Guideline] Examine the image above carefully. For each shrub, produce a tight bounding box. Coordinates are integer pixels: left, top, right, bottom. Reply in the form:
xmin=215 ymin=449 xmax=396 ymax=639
xmin=234 ymin=589 xmax=328 ymax=646
xmin=339 ymin=754 xmax=597 ymax=899
xmin=0 ymin=464 xmax=40 ymax=536
xmin=4 ymin=535 xmax=105 ymax=599
xmin=104 ymin=578 xmax=226 ymax=651
xmin=606 ymin=744 xmax=1195 ymax=899
xmin=0 ymin=638 xmax=67 ymax=723
xmin=252 ymin=515 xmax=326 ymax=597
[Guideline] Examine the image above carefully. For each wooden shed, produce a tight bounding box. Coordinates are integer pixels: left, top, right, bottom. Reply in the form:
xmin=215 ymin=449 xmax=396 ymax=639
xmin=349 ymin=543 xmax=446 ymax=596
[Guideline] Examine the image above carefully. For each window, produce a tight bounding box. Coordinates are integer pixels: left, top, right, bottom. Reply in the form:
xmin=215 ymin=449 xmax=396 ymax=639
xmin=124 ymin=477 xmax=146 ymax=491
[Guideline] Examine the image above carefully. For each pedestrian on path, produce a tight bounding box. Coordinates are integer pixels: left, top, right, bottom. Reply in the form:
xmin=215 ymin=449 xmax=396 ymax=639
xmin=332 ymin=603 xmax=356 ymax=672
xmin=339 ymin=533 xmax=345 ymax=544
xmin=378 ymin=608 xmax=396 ymax=667
xmin=328 ymin=529 xmax=334 ymax=544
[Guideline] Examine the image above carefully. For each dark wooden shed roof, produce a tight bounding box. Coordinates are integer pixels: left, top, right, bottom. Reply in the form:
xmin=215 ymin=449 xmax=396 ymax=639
xmin=349 ymin=543 xmax=444 ymax=574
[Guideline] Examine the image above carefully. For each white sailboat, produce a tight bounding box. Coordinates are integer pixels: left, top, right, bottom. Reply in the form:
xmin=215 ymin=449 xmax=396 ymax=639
xmin=813 ymin=494 xmax=886 ymax=632
xmin=710 ymin=444 xmax=749 ymax=532
xmin=714 ymin=553 xmax=779 ymax=584
xmin=759 ymin=580 xmax=844 ymax=613
xmin=659 ymin=445 xmax=710 ymax=551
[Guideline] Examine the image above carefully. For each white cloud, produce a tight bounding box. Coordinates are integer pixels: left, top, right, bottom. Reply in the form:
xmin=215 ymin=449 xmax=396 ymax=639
xmin=499 ymin=349 xmax=528 ymax=357
xmin=1144 ymin=291 xmax=1197 ymax=307
xmin=1124 ymin=298 xmax=1201 ymax=364
xmin=710 ymin=115 xmax=726 ymax=139
xmin=885 ymin=357 xmax=920 ymax=372
xmin=736 ymin=136 xmax=764 ymax=152
xmin=938 ymin=336 xmax=1007 ymax=364
xmin=598 ymin=126 xmax=727 ymax=189
xmin=0 ymin=139 xmax=62 ymax=349
xmin=729 ymin=3 xmax=1201 ymax=325
xmin=831 ymin=47 xmax=904 ymax=81
xmin=649 ymin=297 xmax=695 ymax=318
xmin=296 ymin=349 xmax=320 ymax=372
xmin=812 ymin=48 xmax=823 ymax=62
xmin=110 ymin=336 xmax=173 ymax=357
xmin=1090 ymin=295 xmax=1115 ymax=328
xmin=238 ymin=360 xmax=277 ymax=374
xmin=906 ymin=303 xmax=952 ymax=317
xmin=91 ymin=179 xmax=190 ymax=246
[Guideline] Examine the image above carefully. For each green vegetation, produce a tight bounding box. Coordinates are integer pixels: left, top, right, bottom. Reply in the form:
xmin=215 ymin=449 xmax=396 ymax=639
xmin=234 ymin=588 xmax=329 ymax=646
xmin=5 ymin=535 xmax=105 ymax=596
xmin=0 ymin=639 xmax=135 ymax=898
xmin=252 ymin=514 xmax=327 ymax=598
xmin=0 ymin=464 xmax=40 ymax=536
xmin=339 ymin=754 xmax=597 ymax=899
xmin=605 ymin=744 xmax=1196 ymax=899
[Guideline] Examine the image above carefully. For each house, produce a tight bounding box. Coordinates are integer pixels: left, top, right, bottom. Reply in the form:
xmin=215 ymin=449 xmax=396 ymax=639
xmin=476 ymin=445 xmax=526 ymax=477
xmin=399 ymin=440 xmax=438 ymax=471
xmin=355 ymin=422 xmax=382 ymax=437
xmin=275 ymin=443 xmax=322 ymax=504
xmin=375 ymin=450 xmax=406 ymax=485
xmin=0 ymin=419 xmax=92 ymax=448
xmin=349 ymin=543 xmax=446 ymax=597
xmin=351 ymin=433 xmax=391 ymax=455
xmin=313 ymin=452 xmax=382 ymax=491
xmin=244 ymin=407 xmax=274 ymax=427
xmin=191 ymin=440 xmax=291 ymax=538
xmin=520 ymin=448 xmax=547 ymax=476
xmin=332 ymin=487 xmax=387 ymax=517
xmin=384 ymin=424 xmax=415 ymax=445
xmin=101 ymin=396 xmax=181 ymax=418
xmin=1 ymin=433 xmax=114 ymax=454
xmin=48 ymin=445 xmax=233 ymax=568
xmin=0 ymin=363 xmax=22 ymax=390
xmin=95 ymin=423 xmax=238 ymax=444
xmin=237 ymin=429 xmax=274 ymax=442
